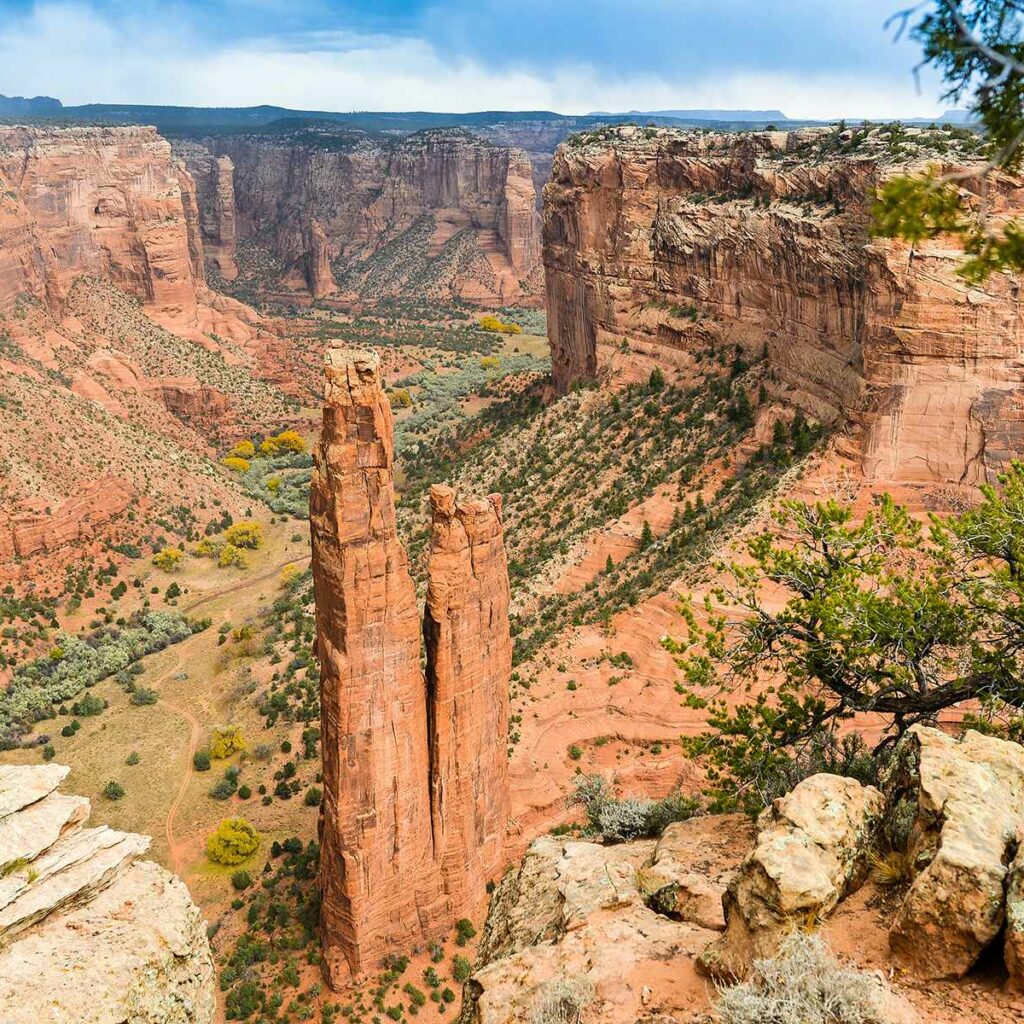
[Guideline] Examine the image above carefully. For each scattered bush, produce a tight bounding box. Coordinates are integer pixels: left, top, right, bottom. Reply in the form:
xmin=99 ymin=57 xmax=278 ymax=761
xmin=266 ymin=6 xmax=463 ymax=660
xmin=130 ymin=687 xmax=158 ymax=706
xmin=221 ymin=456 xmax=251 ymax=473
xmin=218 ymin=544 xmax=247 ymax=569
xmin=229 ymin=440 xmax=256 ymax=459
xmin=451 ymin=955 xmax=472 ymax=982
xmin=231 ymin=869 xmax=252 ymax=890
xmin=714 ymin=932 xmax=897 ymax=1024
xmin=527 ymin=978 xmax=594 ymax=1024
xmin=126 ymin=751 xmax=140 ymax=765
xmin=304 ymin=786 xmax=322 ymax=806
xmin=455 ymin=917 xmax=477 ymax=946
xmin=478 ymin=315 xmax=521 ymax=334
xmin=570 ymin=774 xmax=698 ymax=842
xmin=103 ymin=780 xmax=125 ymax=801
xmin=206 ymin=817 xmax=259 ymax=865
xmin=193 ymin=750 xmax=212 ymax=772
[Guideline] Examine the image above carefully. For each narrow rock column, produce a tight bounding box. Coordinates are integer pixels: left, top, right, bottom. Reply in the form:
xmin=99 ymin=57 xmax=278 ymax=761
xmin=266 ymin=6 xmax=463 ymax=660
xmin=423 ymin=485 xmax=512 ymax=911
xmin=310 ymin=348 xmax=443 ymax=984
xmin=304 ymin=218 xmax=338 ymax=299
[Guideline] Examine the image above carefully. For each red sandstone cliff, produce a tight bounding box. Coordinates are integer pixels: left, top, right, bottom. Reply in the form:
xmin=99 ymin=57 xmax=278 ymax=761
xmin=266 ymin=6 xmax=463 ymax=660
xmin=310 ymin=349 xmax=445 ymax=983
xmin=303 ymin=218 xmax=338 ymax=299
xmin=0 ymin=125 xmax=203 ymax=320
xmin=173 ymin=143 xmax=238 ymax=280
xmin=186 ymin=127 xmax=542 ymax=304
xmin=424 ymin=485 xmax=511 ymax=912
xmin=543 ymin=125 xmax=1024 ymax=485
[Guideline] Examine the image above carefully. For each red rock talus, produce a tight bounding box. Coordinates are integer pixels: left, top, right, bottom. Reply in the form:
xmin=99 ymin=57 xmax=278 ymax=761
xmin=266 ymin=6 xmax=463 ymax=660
xmin=543 ymin=125 xmax=1024 ymax=485
xmin=423 ymin=485 xmax=512 ymax=911
xmin=310 ymin=348 xmax=444 ymax=984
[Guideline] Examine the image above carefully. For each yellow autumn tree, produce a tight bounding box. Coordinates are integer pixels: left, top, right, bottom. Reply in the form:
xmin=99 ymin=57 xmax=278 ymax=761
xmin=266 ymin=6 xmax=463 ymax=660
xmin=225 ymin=521 xmax=263 ymax=550
xmin=209 ymin=725 xmax=247 ymax=760
xmin=273 ymin=430 xmax=307 ymax=454
xmin=221 ymin=456 xmax=250 ymax=473
xmin=206 ymin=817 xmax=259 ymax=865
xmin=152 ymin=547 xmax=183 ymax=572
xmin=229 ymin=439 xmax=256 ymax=459
xmin=218 ymin=543 xmax=247 ymax=569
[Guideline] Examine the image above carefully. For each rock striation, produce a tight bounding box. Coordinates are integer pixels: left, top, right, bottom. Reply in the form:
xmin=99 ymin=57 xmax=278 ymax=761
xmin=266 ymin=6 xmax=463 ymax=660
xmin=543 ymin=125 xmax=1024 ymax=485
xmin=0 ymin=125 xmax=204 ymax=320
xmin=311 ymin=349 xmax=512 ymax=984
xmin=174 ymin=144 xmax=239 ymax=279
xmin=424 ymin=485 xmax=512 ymax=915
xmin=304 ymin=218 xmax=338 ymax=298
xmin=185 ymin=127 xmax=542 ymax=303
xmin=0 ymin=763 xmax=215 ymax=1024
xmin=310 ymin=348 xmax=444 ymax=984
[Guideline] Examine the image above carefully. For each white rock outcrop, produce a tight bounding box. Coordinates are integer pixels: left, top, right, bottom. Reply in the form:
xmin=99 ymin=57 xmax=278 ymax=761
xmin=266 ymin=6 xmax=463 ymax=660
xmin=0 ymin=764 xmax=215 ymax=1024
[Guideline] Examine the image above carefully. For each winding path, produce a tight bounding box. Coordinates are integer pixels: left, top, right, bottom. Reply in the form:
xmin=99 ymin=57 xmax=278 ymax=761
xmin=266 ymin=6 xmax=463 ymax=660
xmin=158 ymin=554 xmax=310 ymax=876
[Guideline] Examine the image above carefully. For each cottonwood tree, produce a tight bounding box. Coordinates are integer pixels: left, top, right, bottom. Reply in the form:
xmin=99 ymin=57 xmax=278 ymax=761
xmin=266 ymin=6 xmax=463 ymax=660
xmin=666 ymin=463 xmax=1024 ymax=813
xmin=875 ymin=1 xmax=1024 ymax=280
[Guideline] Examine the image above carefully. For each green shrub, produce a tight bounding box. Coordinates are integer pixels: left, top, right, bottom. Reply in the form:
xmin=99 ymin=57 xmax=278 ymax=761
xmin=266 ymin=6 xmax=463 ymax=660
xmin=130 ymin=687 xmax=158 ymax=706
xmin=451 ymin=956 xmax=472 ymax=982
xmin=231 ymin=870 xmax=252 ymax=890
xmin=304 ymin=786 xmax=322 ymax=806
xmin=193 ymin=750 xmax=211 ymax=771
xmin=103 ymin=781 xmax=125 ymax=801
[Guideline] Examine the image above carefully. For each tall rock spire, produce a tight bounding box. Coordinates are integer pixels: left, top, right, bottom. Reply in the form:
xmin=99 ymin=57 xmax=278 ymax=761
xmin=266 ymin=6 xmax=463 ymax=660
xmin=310 ymin=348 xmax=443 ymax=984
xmin=423 ymin=485 xmax=512 ymax=911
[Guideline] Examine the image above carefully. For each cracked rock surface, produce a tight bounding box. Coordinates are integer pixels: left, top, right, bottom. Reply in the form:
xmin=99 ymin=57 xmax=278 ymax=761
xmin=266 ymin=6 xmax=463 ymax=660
xmin=0 ymin=764 xmax=215 ymax=1024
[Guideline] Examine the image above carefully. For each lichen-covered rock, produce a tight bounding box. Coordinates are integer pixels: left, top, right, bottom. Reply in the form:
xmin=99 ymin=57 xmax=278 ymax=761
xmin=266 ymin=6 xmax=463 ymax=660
xmin=0 ymin=764 xmax=214 ymax=1024
xmin=698 ymin=773 xmax=883 ymax=980
xmin=887 ymin=726 xmax=1024 ymax=981
xmin=1006 ymin=837 xmax=1024 ymax=991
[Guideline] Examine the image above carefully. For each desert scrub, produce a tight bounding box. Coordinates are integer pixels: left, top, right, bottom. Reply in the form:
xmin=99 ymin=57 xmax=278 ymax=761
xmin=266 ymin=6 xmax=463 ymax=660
xmin=714 ymin=932 xmax=902 ymax=1024
xmin=570 ymin=773 xmax=699 ymax=842
xmin=0 ymin=611 xmax=203 ymax=747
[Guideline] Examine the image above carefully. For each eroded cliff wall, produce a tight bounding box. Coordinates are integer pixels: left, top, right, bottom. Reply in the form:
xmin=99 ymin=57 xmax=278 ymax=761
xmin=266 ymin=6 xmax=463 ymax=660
xmin=543 ymin=125 xmax=1024 ymax=485
xmin=186 ymin=127 xmax=542 ymax=304
xmin=0 ymin=125 xmax=204 ymax=319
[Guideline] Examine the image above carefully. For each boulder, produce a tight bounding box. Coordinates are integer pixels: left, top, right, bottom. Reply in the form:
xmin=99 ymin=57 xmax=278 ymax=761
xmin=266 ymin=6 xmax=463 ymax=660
xmin=0 ymin=764 xmax=214 ymax=1024
xmin=887 ymin=726 xmax=1024 ymax=981
xmin=698 ymin=773 xmax=884 ymax=980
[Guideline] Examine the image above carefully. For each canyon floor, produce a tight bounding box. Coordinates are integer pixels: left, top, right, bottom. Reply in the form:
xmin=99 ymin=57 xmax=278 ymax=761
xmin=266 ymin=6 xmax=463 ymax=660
xmin=1 ymin=289 xmax=1015 ymax=1024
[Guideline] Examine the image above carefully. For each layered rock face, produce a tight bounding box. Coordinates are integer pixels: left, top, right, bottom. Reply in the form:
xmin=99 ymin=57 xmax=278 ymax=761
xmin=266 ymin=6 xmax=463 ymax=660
xmin=304 ymin=218 xmax=338 ymax=298
xmin=174 ymin=143 xmax=238 ymax=279
xmin=187 ymin=127 xmax=542 ymax=303
xmin=424 ymin=485 xmax=512 ymax=913
xmin=311 ymin=349 xmax=512 ymax=984
xmin=310 ymin=348 xmax=443 ymax=983
xmin=543 ymin=125 xmax=1024 ymax=485
xmin=0 ymin=764 xmax=215 ymax=1024
xmin=0 ymin=125 xmax=204 ymax=319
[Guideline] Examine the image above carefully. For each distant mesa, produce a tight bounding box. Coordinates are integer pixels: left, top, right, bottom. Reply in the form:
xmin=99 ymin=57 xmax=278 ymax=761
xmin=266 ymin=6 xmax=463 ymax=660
xmin=591 ymin=108 xmax=789 ymax=121
xmin=0 ymin=94 xmax=64 ymax=117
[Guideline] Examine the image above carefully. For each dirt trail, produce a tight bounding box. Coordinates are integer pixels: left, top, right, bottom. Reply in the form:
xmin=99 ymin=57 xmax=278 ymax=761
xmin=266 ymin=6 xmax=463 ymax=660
xmin=160 ymin=554 xmax=309 ymax=876
xmin=182 ymin=556 xmax=309 ymax=614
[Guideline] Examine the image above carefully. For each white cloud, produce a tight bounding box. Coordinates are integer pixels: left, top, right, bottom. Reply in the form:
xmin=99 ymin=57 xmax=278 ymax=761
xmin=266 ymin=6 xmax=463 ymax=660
xmin=0 ymin=1 xmax=946 ymax=120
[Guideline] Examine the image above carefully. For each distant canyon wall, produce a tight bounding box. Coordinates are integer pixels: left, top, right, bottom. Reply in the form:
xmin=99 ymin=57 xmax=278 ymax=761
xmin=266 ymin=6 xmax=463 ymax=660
xmin=181 ymin=128 xmax=542 ymax=304
xmin=543 ymin=125 xmax=1024 ymax=485
xmin=0 ymin=125 xmax=205 ymax=319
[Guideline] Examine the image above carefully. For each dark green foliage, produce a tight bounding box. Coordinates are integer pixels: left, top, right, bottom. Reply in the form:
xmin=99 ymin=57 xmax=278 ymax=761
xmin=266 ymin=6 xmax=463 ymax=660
xmin=231 ymin=870 xmax=252 ymax=890
xmin=103 ymin=780 xmax=125 ymax=801
xmin=451 ymin=956 xmax=472 ymax=982
xmin=193 ymin=750 xmax=211 ymax=771
xmin=129 ymin=687 xmax=158 ymax=706
xmin=669 ymin=462 xmax=1024 ymax=814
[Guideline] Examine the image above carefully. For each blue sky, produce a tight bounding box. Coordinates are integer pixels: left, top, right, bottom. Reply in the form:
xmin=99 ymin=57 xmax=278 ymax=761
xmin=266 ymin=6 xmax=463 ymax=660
xmin=0 ymin=1 xmax=949 ymax=119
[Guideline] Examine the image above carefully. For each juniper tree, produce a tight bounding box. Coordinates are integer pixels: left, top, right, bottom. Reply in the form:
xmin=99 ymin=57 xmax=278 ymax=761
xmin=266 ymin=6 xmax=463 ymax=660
xmin=666 ymin=462 xmax=1024 ymax=813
